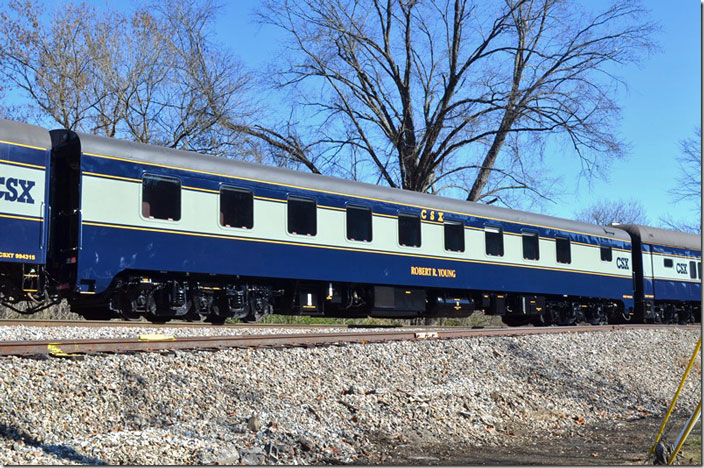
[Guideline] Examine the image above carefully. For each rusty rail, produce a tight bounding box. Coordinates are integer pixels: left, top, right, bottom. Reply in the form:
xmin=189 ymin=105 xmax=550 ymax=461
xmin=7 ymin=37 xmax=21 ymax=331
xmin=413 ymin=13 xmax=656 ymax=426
xmin=0 ymin=319 xmax=346 ymax=329
xmin=0 ymin=324 xmax=697 ymax=357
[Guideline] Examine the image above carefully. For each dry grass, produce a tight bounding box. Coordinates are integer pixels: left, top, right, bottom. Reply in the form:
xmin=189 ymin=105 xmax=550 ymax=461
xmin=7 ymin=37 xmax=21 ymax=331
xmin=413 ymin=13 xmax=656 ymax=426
xmin=248 ymin=309 xmax=507 ymax=327
xmin=1 ymin=301 xmax=506 ymax=327
xmin=0 ymin=300 xmax=83 ymax=320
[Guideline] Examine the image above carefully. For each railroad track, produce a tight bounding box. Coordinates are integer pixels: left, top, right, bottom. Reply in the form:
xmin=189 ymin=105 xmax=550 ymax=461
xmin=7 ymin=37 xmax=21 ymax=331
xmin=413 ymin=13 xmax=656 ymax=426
xmin=0 ymin=324 xmax=697 ymax=357
xmin=0 ymin=319 xmax=351 ymax=329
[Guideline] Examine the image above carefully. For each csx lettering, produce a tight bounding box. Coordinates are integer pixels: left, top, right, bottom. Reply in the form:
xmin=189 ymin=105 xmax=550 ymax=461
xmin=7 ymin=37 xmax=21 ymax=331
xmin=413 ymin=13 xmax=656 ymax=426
xmin=0 ymin=252 xmax=34 ymax=260
xmin=616 ymin=257 xmax=629 ymax=270
xmin=676 ymin=263 xmax=688 ymax=274
xmin=0 ymin=177 xmax=35 ymax=204
xmin=420 ymin=210 xmax=444 ymax=222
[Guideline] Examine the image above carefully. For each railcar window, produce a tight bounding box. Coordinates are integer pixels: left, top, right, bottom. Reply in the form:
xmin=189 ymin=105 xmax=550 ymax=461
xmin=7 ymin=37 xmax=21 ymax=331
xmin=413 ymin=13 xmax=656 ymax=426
xmin=398 ymin=213 xmax=421 ymax=247
xmin=220 ymin=187 xmax=253 ymax=229
xmin=555 ymin=236 xmax=571 ymax=264
xmin=600 ymin=245 xmax=612 ymax=262
xmin=142 ymin=174 xmax=181 ymax=221
xmin=485 ymin=226 xmax=504 ymax=256
xmin=287 ymin=196 xmax=316 ymax=236
xmin=444 ymin=222 xmax=465 ymax=252
xmin=690 ymin=261 xmax=696 ymax=279
xmin=522 ymin=231 xmax=539 ymax=260
xmin=346 ymin=205 xmax=372 ymax=242
xmin=664 ymin=258 xmax=673 ymax=268
xmin=698 ymin=262 xmax=701 ymax=279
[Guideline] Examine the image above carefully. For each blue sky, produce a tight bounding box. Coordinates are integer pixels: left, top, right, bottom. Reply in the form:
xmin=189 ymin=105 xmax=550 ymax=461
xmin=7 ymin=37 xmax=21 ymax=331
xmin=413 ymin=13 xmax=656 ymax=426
xmin=541 ymin=1 xmax=701 ymax=223
xmin=25 ymin=1 xmax=704 ymax=225
xmin=217 ymin=0 xmax=701 ymax=225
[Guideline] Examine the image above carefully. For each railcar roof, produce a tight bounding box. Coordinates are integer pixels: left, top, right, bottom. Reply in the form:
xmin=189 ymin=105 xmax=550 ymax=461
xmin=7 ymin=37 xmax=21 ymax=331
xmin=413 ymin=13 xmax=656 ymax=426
xmin=614 ymin=224 xmax=701 ymax=251
xmin=77 ymin=131 xmax=631 ymax=242
xmin=0 ymin=119 xmax=52 ymax=150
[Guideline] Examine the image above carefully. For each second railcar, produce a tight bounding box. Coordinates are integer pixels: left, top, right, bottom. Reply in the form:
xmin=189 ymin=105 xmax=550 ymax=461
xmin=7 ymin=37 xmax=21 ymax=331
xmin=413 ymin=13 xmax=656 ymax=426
xmin=617 ymin=224 xmax=701 ymax=323
xmin=49 ymin=129 xmax=636 ymax=324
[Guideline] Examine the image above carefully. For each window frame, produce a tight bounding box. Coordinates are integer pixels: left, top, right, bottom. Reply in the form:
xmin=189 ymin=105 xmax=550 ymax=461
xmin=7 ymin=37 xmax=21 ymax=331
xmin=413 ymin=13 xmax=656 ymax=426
xmin=398 ymin=212 xmax=421 ymax=248
xmin=287 ymin=195 xmax=317 ymax=237
xmin=345 ymin=204 xmax=373 ymax=242
xmin=555 ymin=235 xmax=571 ymax=264
xmin=600 ymin=244 xmax=613 ymax=262
xmin=484 ymin=225 xmax=504 ymax=257
xmin=521 ymin=229 xmax=540 ymax=261
xmin=219 ymin=185 xmax=254 ymax=230
xmin=443 ymin=221 xmax=465 ymax=253
xmin=140 ymin=173 xmax=182 ymax=222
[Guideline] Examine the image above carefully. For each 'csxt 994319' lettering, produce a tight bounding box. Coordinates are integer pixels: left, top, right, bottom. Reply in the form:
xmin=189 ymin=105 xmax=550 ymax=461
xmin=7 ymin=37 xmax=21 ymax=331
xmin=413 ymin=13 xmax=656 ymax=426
xmin=0 ymin=177 xmax=35 ymax=204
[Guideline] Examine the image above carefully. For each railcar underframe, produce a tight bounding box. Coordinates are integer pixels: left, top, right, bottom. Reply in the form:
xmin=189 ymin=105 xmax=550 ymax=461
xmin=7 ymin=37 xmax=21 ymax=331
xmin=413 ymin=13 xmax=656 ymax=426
xmin=60 ymin=270 xmax=653 ymax=326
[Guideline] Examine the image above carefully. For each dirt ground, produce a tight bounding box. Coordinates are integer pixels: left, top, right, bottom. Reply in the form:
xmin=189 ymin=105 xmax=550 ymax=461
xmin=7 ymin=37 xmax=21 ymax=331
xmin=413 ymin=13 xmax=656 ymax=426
xmin=358 ymin=415 xmax=702 ymax=465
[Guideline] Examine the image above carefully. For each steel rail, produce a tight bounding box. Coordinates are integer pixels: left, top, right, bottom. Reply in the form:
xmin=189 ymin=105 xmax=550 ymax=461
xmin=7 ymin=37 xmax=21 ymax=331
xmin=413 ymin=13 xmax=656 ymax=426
xmin=0 ymin=319 xmax=348 ymax=329
xmin=0 ymin=324 xmax=697 ymax=357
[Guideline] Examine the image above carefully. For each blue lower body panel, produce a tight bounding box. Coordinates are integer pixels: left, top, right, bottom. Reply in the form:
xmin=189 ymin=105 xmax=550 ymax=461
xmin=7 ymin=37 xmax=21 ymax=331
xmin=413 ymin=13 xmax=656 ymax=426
xmin=78 ymin=224 xmax=632 ymax=304
xmin=653 ymin=279 xmax=701 ymax=302
xmin=0 ymin=215 xmax=45 ymax=264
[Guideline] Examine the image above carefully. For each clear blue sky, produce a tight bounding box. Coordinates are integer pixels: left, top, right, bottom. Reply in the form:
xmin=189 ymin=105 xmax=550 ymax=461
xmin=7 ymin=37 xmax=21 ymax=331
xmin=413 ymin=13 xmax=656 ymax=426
xmin=215 ymin=0 xmax=701 ymax=225
xmin=38 ymin=1 xmax=704 ymax=225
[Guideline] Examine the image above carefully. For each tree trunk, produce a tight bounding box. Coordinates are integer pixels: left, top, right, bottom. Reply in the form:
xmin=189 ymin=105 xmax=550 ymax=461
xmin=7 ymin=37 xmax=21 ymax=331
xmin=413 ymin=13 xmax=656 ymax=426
xmin=466 ymin=119 xmax=512 ymax=201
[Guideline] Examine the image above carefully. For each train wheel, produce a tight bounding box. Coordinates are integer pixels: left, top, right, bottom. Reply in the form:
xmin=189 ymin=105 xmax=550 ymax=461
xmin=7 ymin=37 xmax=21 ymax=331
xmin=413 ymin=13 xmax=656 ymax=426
xmin=502 ymin=316 xmax=532 ymax=327
xmin=244 ymin=303 xmax=272 ymax=323
xmin=145 ymin=313 xmax=168 ymax=324
xmin=206 ymin=315 xmax=226 ymax=325
xmin=120 ymin=311 xmax=141 ymax=321
xmin=80 ymin=309 xmax=116 ymax=321
xmin=243 ymin=295 xmax=273 ymax=323
xmin=531 ymin=311 xmax=553 ymax=327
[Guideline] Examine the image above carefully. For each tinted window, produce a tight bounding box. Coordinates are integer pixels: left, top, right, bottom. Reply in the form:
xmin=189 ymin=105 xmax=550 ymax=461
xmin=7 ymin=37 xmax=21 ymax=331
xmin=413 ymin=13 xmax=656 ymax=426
xmin=522 ymin=231 xmax=539 ymax=260
xmin=485 ymin=226 xmax=503 ymax=256
xmin=698 ymin=262 xmax=701 ymax=279
xmin=398 ymin=213 xmax=421 ymax=247
xmin=287 ymin=196 xmax=316 ymax=236
xmin=664 ymin=258 xmax=673 ymax=268
xmin=346 ymin=205 xmax=372 ymax=242
xmin=444 ymin=222 xmax=464 ymax=252
xmin=690 ymin=261 xmax=697 ymax=279
xmin=220 ymin=187 xmax=253 ymax=229
xmin=556 ymin=236 xmax=571 ymax=264
xmin=600 ymin=245 xmax=612 ymax=262
xmin=142 ymin=174 xmax=181 ymax=221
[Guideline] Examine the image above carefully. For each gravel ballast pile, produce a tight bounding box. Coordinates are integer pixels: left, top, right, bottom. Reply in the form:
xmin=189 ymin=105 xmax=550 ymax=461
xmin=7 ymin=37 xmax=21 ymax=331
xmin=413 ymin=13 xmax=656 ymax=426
xmin=0 ymin=328 xmax=700 ymax=465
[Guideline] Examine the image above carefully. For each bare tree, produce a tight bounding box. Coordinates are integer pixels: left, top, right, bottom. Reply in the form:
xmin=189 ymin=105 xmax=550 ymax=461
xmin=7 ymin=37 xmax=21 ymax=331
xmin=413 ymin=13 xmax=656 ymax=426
xmin=660 ymin=216 xmax=700 ymax=235
xmin=575 ymin=198 xmax=649 ymax=226
xmin=0 ymin=0 xmax=255 ymax=158
xmin=0 ymin=2 xmax=99 ymax=129
xmin=660 ymin=127 xmax=701 ymax=233
xmin=249 ymin=0 xmax=654 ymax=205
xmin=670 ymin=127 xmax=701 ymax=205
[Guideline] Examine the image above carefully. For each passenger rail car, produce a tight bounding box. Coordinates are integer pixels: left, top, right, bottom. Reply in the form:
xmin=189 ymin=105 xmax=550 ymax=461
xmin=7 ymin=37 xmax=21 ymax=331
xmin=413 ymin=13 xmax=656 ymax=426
xmin=618 ymin=224 xmax=701 ymax=323
xmin=0 ymin=119 xmax=700 ymax=325
xmin=0 ymin=121 xmax=52 ymax=309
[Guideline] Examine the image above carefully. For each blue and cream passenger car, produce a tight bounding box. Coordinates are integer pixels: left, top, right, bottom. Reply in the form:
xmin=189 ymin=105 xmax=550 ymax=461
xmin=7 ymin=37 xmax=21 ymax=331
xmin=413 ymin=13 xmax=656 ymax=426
xmin=51 ymin=129 xmax=635 ymax=324
xmin=0 ymin=120 xmax=51 ymax=302
xmin=618 ymin=224 xmax=701 ymax=323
